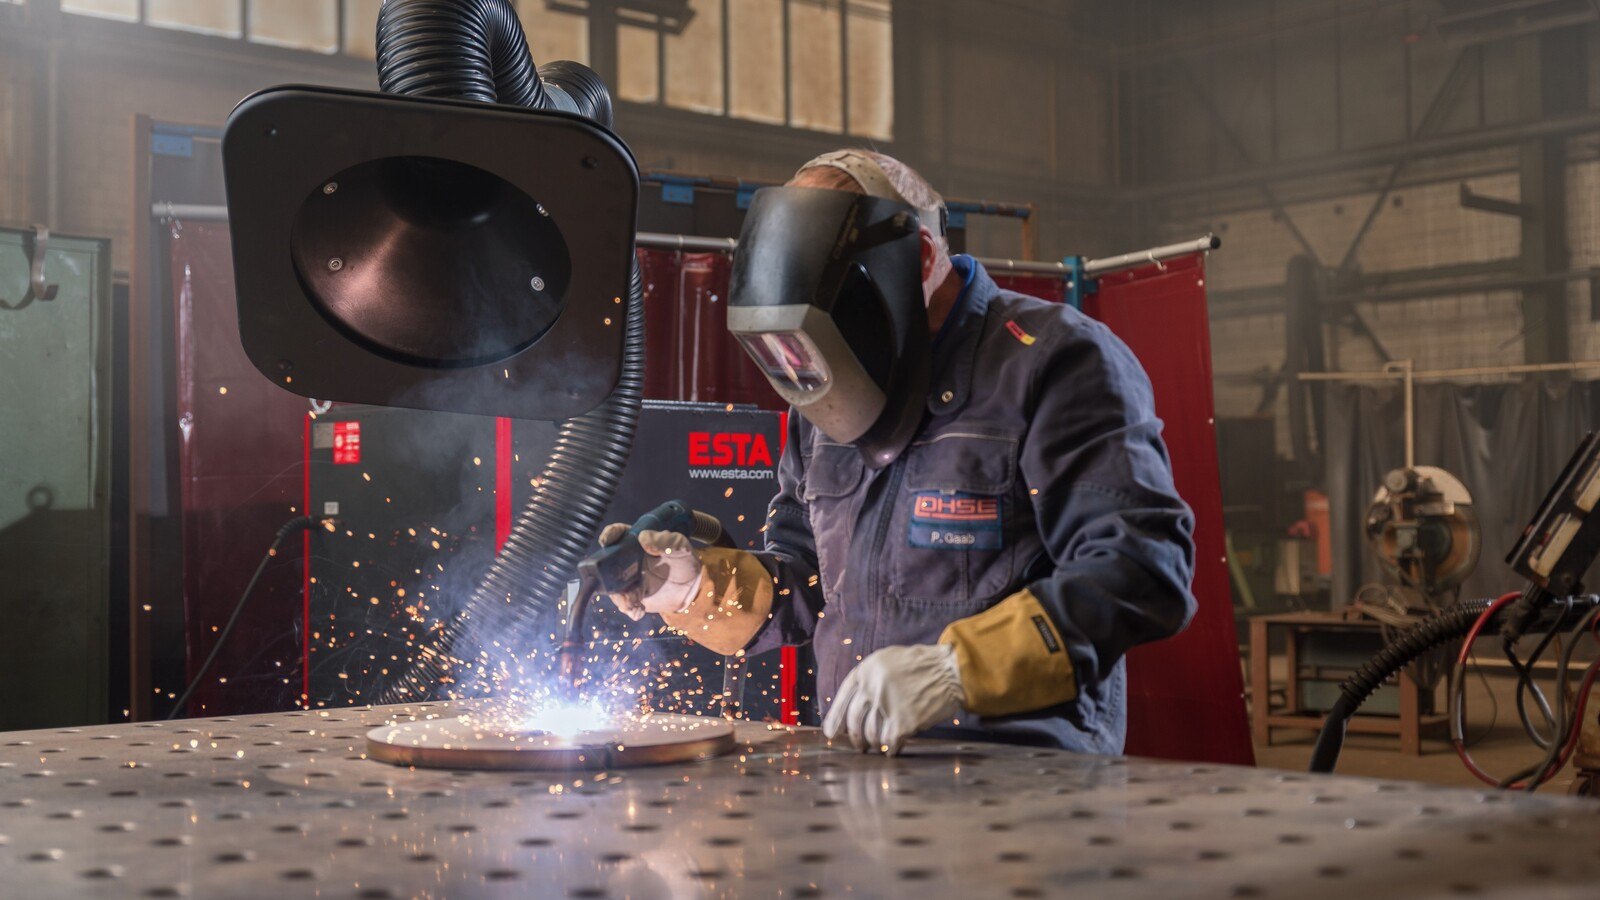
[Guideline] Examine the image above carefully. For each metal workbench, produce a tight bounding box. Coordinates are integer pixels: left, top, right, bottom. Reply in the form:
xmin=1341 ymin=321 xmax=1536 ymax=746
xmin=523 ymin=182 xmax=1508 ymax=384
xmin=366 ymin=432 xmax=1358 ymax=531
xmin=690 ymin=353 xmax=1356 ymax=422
xmin=3 ymin=703 xmax=1600 ymax=898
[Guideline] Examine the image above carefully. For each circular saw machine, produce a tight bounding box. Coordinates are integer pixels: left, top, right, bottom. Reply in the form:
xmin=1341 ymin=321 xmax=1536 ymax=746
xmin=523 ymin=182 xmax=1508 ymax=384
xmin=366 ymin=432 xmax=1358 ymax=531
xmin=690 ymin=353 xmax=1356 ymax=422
xmin=1363 ymin=465 xmax=1480 ymax=608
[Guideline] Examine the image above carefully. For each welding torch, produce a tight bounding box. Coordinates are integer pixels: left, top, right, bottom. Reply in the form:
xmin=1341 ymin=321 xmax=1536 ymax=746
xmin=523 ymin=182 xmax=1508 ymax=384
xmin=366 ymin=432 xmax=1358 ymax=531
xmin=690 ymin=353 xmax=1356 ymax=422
xmin=561 ymin=500 xmax=733 ymax=691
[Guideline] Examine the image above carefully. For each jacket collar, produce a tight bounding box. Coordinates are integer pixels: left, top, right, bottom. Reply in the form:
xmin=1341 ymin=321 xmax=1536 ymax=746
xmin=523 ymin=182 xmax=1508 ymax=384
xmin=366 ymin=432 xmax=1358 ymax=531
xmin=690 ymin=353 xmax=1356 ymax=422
xmin=926 ymin=255 xmax=993 ymax=415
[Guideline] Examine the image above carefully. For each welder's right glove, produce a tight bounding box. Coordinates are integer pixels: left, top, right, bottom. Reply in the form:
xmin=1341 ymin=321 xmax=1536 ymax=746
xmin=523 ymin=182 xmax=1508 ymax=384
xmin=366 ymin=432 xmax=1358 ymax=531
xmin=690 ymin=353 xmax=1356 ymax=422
xmin=594 ymin=524 xmax=774 ymax=656
xmin=596 ymin=525 xmax=705 ymax=620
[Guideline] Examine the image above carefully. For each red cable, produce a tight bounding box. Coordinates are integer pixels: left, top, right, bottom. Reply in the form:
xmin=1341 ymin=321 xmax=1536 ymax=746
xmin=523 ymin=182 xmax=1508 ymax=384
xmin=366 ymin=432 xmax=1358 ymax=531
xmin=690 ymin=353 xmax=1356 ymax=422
xmin=1452 ymin=593 xmax=1528 ymax=787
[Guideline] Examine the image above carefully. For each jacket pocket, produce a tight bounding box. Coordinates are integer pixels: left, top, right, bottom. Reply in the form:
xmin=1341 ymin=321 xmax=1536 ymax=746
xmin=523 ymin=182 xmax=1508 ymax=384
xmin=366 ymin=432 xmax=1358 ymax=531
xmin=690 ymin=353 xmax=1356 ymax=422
xmin=803 ymin=441 xmax=866 ymax=604
xmin=892 ymin=431 xmax=1019 ymax=607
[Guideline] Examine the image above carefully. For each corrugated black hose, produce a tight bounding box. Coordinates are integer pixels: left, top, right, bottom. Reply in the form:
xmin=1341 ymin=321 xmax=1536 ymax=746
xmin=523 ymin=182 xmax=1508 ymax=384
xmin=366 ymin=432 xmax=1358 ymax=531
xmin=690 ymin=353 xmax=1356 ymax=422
xmin=371 ymin=0 xmax=643 ymax=702
xmin=1307 ymin=597 xmax=1494 ymax=773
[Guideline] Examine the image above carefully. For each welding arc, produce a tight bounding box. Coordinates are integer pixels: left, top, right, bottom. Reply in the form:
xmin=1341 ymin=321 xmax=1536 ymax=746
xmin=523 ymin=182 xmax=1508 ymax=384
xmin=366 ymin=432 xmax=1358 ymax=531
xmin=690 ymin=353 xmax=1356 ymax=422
xmin=369 ymin=0 xmax=643 ymax=704
xmin=167 ymin=516 xmax=319 ymax=719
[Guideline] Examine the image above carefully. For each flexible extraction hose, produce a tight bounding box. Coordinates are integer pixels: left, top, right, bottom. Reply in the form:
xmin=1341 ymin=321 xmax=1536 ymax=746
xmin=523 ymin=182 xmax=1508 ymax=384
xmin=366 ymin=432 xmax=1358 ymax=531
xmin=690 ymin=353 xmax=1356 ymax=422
xmin=371 ymin=0 xmax=644 ymax=703
xmin=1308 ymin=596 xmax=1495 ymax=773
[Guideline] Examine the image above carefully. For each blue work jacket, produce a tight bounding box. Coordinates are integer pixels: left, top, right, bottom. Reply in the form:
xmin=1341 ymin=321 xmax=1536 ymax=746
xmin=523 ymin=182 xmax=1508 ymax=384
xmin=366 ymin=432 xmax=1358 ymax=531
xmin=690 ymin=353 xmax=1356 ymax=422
xmin=747 ymin=257 xmax=1197 ymax=753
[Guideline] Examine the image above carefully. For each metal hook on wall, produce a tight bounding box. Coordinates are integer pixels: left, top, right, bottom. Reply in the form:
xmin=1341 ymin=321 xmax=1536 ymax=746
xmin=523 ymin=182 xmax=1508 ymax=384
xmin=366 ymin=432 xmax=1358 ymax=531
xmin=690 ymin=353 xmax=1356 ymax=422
xmin=0 ymin=225 xmax=60 ymax=311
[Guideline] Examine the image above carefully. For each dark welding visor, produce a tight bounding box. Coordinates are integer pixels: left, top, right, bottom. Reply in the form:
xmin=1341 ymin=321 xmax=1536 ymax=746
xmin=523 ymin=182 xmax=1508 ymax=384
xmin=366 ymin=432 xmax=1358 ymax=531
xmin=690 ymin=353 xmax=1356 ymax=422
xmin=727 ymin=186 xmax=930 ymax=467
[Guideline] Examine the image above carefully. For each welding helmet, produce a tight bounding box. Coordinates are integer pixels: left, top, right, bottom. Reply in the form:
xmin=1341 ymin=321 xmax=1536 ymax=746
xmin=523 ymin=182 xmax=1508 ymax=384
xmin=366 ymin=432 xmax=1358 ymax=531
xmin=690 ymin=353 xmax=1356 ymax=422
xmin=728 ymin=185 xmax=932 ymax=468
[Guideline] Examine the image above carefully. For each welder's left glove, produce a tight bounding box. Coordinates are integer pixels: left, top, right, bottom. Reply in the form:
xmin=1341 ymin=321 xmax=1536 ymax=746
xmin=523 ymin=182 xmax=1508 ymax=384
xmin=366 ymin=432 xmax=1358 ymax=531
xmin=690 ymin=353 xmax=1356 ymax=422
xmin=823 ymin=644 xmax=966 ymax=756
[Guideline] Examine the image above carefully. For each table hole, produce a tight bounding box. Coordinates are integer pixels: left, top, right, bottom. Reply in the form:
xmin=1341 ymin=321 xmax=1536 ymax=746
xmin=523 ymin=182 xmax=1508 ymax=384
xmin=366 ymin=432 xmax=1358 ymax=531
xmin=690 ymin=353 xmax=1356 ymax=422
xmin=688 ymin=867 xmax=724 ymax=879
xmin=1277 ymin=834 xmax=1308 ymax=845
xmin=409 ymin=853 xmax=437 ymax=863
xmin=520 ymin=838 xmax=552 ymax=848
xmin=282 ymin=870 xmax=316 ymax=881
xmin=1231 ymin=886 xmax=1262 ymax=898
xmin=706 ymin=836 xmax=741 ymax=847
xmin=1198 ymin=850 xmax=1230 ymax=861
xmin=487 ymin=869 xmax=522 ymax=881
xmin=100 ymin=822 xmax=136 ymax=833
xmin=447 ymin=824 xmax=477 ymax=834
xmin=1087 ymin=835 xmax=1115 ymax=847
xmin=339 ymin=837 xmax=374 ymax=848
xmin=1109 ymin=866 xmax=1139 ymax=879
xmin=382 ymin=811 xmax=409 ymax=820
xmin=898 ymin=869 xmax=935 ymax=881
xmin=998 ymin=852 xmax=1029 ymax=863
xmin=27 ymin=849 xmax=64 ymax=862
xmin=569 ymin=888 xmax=607 ymax=899
xmin=799 ymin=852 xmax=830 ymax=864
xmin=358 ymin=888 xmax=396 ymax=899
xmin=82 ymin=866 xmax=125 ymax=880
xmin=153 ymin=837 xmax=192 ymax=848
xmin=144 ymin=887 xmax=188 ymax=898
xmin=806 ymin=823 xmax=836 ymax=833
xmin=215 ymin=851 xmax=255 ymax=864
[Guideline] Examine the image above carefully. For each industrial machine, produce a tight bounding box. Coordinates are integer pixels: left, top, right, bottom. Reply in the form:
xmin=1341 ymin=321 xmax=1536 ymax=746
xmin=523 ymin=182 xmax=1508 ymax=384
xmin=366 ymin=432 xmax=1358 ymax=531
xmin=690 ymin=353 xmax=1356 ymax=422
xmin=1363 ymin=465 xmax=1480 ymax=609
xmin=1313 ymin=432 xmax=1600 ymax=790
xmin=300 ymin=401 xmax=807 ymax=727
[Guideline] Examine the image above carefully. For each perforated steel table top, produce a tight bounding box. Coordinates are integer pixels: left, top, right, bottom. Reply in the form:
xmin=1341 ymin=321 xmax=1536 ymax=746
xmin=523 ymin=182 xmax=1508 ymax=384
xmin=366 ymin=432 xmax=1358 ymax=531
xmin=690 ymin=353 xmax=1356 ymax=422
xmin=4 ymin=702 xmax=1600 ymax=899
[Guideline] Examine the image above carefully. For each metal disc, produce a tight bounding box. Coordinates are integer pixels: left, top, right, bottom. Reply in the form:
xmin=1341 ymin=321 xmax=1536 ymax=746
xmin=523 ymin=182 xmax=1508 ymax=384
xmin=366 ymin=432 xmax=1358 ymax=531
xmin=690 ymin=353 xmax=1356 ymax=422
xmin=365 ymin=712 xmax=736 ymax=770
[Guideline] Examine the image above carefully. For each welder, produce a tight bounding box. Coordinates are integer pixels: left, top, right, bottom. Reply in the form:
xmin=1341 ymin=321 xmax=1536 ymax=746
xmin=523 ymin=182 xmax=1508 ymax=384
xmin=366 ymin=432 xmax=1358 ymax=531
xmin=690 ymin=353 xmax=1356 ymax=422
xmin=598 ymin=150 xmax=1197 ymax=756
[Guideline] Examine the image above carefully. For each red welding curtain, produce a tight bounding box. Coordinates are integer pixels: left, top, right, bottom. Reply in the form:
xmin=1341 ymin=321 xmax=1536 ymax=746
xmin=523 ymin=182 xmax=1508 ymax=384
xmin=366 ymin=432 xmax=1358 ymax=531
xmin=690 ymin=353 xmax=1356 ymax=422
xmin=1086 ymin=254 xmax=1254 ymax=767
xmin=170 ymin=222 xmax=308 ymax=716
xmin=636 ymin=248 xmax=785 ymax=410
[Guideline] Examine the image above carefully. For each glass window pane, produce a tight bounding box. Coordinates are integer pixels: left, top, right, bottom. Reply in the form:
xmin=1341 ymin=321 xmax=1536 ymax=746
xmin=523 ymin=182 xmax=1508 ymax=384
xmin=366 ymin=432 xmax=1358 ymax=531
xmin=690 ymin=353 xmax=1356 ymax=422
xmin=147 ymin=0 xmax=243 ymax=38
xmin=342 ymin=0 xmax=382 ymax=59
xmin=729 ymin=0 xmax=784 ymax=124
xmin=61 ymin=0 xmax=139 ymax=22
xmin=665 ymin=0 xmax=724 ymax=114
xmin=846 ymin=0 xmax=891 ymax=139
xmin=519 ymin=1 xmax=590 ymax=66
xmin=618 ymin=23 xmax=660 ymax=104
xmin=250 ymin=0 xmax=337 ymax=53
xmin=789 ymin=0 xmax=843 ymax=133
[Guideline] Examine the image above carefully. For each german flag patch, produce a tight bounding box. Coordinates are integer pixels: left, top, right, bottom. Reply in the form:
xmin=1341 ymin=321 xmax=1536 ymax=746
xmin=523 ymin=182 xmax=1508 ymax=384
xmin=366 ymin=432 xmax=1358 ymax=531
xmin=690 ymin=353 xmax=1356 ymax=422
xmin=1005 ymin=320 xmax=1036 ymax=346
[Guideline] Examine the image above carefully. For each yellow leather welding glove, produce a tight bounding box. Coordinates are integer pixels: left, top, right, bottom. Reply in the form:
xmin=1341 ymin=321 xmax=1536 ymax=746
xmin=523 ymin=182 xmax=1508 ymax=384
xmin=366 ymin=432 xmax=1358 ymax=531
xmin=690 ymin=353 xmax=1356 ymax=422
xmin=937 ymin=588 xmax=1077 ymax=718
xmin=596 ymin=525 xmax=704 ymax=619
xmin=594 ymin=525 xmax=772 ymax=656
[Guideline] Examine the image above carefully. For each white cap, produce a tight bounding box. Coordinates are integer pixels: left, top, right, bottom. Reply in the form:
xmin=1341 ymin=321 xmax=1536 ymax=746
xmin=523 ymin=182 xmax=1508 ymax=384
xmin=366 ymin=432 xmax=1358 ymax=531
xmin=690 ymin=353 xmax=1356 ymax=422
xmin=798 ymin=149 xmax=946 ymax=237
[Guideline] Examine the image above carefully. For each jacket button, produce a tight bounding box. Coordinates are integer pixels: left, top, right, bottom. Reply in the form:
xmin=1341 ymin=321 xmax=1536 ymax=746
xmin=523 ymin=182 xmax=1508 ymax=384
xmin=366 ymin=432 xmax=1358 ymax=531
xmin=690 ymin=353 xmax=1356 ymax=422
xmin=940 ymin=390 xmax=954 ymax=403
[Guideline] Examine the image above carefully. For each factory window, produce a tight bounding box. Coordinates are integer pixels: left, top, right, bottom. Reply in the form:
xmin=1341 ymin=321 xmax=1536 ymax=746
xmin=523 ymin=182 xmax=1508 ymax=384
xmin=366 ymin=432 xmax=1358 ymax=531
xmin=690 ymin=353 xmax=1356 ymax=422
xmin=51 ymin=0 xmax=889 ymax=137
xmin=624 ymin=0 xmax=894 ymax=139
xmin=60 ymin=0 xmax=137 ymax=20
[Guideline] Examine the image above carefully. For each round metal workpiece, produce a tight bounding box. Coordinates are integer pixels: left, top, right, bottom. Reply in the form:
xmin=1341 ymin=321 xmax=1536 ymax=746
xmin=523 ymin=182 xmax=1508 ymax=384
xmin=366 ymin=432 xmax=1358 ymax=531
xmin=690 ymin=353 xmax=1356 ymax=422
xmin=365 ymin=713 xmax=736 ymax=770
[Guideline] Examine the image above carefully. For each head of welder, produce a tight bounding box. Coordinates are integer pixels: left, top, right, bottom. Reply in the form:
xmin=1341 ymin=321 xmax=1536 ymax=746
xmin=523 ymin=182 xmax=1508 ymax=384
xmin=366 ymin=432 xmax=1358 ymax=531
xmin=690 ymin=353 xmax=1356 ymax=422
xmin=727 ymin=150 xmax=952 ymax=468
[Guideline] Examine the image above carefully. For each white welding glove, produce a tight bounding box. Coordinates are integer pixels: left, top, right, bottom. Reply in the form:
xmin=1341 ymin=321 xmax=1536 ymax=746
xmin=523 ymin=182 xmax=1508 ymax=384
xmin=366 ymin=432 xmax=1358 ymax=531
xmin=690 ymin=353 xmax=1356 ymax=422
xmin=595 ymin=524 xmax=705 ymax=621
xmin=823 ymin=643 xmax=966 ymax=756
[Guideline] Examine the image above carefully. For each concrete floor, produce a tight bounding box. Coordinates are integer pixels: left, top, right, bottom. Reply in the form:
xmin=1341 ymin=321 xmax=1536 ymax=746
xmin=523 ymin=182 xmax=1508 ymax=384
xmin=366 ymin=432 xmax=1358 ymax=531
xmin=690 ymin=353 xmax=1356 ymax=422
xmin=1250 ymin=666 xmax=1588 ymax=793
